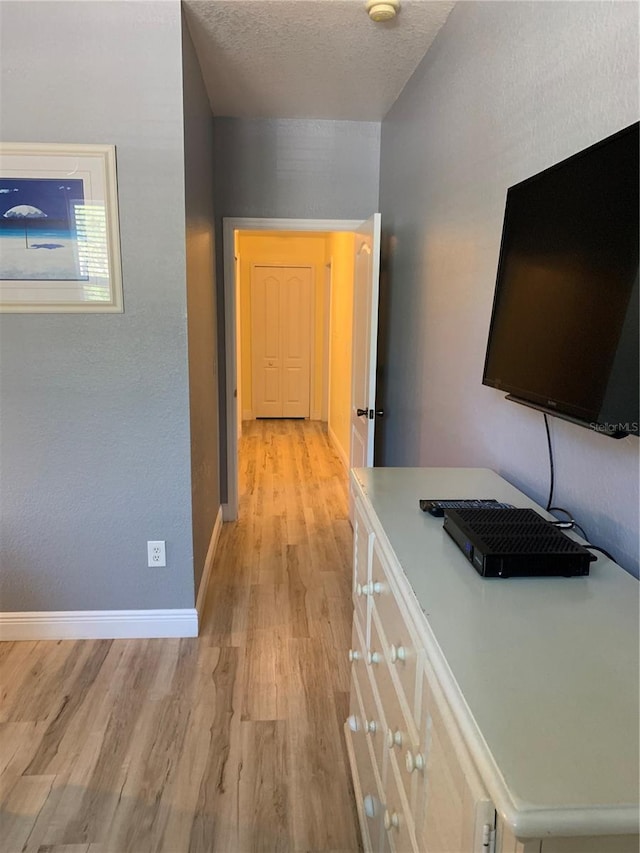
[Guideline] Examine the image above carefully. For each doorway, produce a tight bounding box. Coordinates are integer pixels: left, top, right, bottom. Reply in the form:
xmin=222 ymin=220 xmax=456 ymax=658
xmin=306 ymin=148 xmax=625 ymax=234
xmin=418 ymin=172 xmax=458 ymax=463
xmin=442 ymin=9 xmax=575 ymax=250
xmin=251 ymin=263 xmax=313 ymax=419
xmin=223 ymin=217 xmax=362 ymax=520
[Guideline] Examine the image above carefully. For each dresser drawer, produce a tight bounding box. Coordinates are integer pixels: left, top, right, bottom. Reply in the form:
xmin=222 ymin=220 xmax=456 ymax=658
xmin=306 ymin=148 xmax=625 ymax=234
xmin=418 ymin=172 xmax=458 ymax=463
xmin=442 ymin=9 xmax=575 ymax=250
xmin=412 ymin=668 xmax=433 ymax=840
xmin=381 ymin=749 xmax=418 ymax=853
xmin=371 ymin=543 xmax=421 ymax=720
xmin=370 ymin=611 xmax=420 ymax=812
xmin=347 ymin=673 xmax=385 ymax=853
xmin=350 ymin=617 xmax=368 ymax=686
xmin=415 ymin=665 xmax=493 ymax=853
xmin=356 ymin=650 xmax=386 ymax=784
xmin=353 ymin=500 xmax=373 ymax=641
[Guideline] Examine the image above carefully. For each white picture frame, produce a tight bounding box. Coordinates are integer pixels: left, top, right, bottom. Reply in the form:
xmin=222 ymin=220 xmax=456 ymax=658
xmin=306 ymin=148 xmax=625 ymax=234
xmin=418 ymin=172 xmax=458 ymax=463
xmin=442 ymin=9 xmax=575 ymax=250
xmin=0 ymin=143 xmax=123 ymax=312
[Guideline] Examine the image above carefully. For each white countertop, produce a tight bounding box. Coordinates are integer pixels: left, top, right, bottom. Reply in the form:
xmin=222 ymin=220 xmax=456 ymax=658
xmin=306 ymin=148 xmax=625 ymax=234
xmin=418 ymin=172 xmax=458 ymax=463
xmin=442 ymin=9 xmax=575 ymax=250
xmin=352 ymin=467 xmax=639 ymax=838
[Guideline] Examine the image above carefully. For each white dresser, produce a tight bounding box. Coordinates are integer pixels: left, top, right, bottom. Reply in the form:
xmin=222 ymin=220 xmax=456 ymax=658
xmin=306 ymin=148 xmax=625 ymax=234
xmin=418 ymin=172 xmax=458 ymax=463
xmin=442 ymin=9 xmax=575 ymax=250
xmin=344 ymin=467 xmax=639 ymax=853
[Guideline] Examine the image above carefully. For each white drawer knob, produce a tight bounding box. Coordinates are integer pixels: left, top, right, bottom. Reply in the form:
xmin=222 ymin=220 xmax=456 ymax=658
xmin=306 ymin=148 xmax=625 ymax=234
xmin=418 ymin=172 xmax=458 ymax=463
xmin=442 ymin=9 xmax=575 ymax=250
xmin=348 ymin=648 xmax=361 ymax=662
xmin=405 ymin=749 xmax=425 ymax=773
xmin=367 ymin=650 xmax=381 ymax=665
xmin=347 ymin=714 xmax=360 ymax=732
xmin=363 ymin=794 xmax=376 ymax=819
xmin=390 ymin=644 xmax=407 ymax=664
xmin=365 ymin=718 xmax=377 ymax=734
xmin=371 ymin=580 xmax=383 ymax=595
xmin=383 ymin=809 xmax=400 ymax=831
xmin=386 ymin=727 xmax=403 ymax=749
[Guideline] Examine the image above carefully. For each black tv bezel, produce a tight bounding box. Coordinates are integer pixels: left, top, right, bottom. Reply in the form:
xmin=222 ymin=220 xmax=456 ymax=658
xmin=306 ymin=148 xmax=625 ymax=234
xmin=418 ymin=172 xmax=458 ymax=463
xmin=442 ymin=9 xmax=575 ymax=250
xmin=482 ymin=123 xmax=639 ymax=438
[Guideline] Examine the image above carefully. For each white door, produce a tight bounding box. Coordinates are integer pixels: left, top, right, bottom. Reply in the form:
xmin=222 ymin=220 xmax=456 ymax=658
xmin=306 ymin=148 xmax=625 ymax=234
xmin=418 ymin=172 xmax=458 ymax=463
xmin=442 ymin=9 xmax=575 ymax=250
xmin=251 ymin=265 xmax=312 ymax=418
xmin=349 ymin=214 xmax=382 ymax=489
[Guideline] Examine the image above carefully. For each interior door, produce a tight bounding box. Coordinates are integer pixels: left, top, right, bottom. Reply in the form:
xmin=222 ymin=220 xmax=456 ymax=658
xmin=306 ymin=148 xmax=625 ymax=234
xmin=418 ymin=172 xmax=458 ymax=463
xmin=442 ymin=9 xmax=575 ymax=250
xmin=251 ymin=265 xmax=312 ymax=418
xmin=349 ymin=214 xmax=382 ymax=511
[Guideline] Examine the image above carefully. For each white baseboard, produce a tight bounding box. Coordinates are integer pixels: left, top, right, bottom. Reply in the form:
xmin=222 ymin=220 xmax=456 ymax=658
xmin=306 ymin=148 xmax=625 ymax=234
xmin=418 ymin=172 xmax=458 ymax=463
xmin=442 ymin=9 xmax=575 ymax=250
xmin=328 ymin=423 xmax=349 ymax=471
xmin=1 ymin=504 xmax=227 ymax=642
xmin=195 ymin=505 xmax=223 ymax=622
xmin=0 ymin=608 xmax=198 ymax=641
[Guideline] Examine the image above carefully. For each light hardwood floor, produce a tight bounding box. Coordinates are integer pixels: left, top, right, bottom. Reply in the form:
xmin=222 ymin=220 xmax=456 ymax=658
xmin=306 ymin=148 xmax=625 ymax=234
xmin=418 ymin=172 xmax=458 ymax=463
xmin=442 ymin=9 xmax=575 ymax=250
xmin=0 ymin=420 xmax=362 ymax=853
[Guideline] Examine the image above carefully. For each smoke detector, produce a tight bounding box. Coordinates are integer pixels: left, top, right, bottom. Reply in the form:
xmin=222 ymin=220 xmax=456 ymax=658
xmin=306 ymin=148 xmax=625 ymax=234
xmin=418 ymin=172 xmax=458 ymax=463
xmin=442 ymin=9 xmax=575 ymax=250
xmin=366 ymin=0 xmax=400 ymax=23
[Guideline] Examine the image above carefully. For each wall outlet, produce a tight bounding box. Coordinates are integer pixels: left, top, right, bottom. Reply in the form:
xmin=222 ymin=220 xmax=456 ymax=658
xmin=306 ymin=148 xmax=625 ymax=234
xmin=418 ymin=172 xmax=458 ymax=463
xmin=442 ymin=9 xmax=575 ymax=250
xmin=147 ymin=540 xmax=166 ymax=567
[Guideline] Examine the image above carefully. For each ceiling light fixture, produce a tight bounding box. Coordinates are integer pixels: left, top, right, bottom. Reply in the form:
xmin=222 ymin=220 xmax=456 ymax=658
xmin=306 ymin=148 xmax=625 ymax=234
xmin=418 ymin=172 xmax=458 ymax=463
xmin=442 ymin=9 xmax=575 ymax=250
xmin=365 ymin=0 xmax=400 ymax=22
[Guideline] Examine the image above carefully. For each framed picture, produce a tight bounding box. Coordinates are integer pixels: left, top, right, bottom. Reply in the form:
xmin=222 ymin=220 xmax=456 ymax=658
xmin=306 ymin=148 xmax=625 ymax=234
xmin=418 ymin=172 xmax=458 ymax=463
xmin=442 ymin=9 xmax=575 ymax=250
xmin=0 ymin=143 xmax=123 ymax=312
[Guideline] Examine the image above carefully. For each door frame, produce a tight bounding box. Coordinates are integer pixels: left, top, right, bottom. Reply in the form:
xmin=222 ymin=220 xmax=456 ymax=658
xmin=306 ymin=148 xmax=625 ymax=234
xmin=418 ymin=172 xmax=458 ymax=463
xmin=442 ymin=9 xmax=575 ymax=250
xmin=222 ymin=217 xmax=362 ymax=521
xmin=322 ymin=260 xmax=332 ymax=423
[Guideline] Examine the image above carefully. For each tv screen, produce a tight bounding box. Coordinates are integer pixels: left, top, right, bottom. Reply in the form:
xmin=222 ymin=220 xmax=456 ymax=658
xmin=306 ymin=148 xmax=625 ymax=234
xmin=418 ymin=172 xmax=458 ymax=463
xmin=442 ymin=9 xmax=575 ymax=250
xmin=483 ymin=122 xmax=639 ymax=437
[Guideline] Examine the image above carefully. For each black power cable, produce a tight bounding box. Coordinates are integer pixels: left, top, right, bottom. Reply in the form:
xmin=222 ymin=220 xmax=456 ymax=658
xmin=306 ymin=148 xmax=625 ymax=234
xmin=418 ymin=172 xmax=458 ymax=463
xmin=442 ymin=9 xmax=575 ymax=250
xmin=542 ymin=414 xmax=617 ymax=563
xmin=543 ymin=414 xmax=578 ymax=522
xmin=571 ymin=521 xmax=589 ymax=540
xmin=543 ymin=413 xmax=555 ymax=511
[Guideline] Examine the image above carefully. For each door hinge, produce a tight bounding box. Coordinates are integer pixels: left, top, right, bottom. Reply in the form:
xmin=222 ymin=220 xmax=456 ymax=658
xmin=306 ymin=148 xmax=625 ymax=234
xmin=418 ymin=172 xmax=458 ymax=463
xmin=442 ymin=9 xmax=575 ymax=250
xmin=482 ymin=823 xmax=496 ymax=853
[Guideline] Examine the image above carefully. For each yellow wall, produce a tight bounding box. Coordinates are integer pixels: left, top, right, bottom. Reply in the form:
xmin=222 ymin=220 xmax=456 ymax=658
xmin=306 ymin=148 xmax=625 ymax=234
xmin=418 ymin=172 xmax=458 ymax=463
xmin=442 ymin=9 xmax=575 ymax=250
xmin=237 ymin=231 xmax=329 ymax=418
xmin=328 ymin=232 xmax=355 ymax=464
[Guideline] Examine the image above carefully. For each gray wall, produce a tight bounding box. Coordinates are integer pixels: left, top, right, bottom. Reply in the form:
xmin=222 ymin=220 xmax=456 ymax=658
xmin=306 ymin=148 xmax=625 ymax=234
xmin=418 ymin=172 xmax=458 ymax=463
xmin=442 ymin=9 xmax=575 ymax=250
xmin=182 ymin=17 xmax=220 ymax=597
xmin=0 ymin=1 xmax=196 ymax=610
xmin=212 ymin=117 xmax=381 ymax=498
xmin=379 ymin=1 xmax=640 ymax=575
xmin=212 ymin=118 xmax=381 ymax=220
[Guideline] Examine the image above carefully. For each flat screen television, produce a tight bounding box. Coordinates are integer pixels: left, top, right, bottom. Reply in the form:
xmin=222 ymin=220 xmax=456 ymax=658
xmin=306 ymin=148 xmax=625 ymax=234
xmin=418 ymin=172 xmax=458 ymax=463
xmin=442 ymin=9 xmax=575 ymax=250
xmin=483 ymin=122 xmax=639 ymax=438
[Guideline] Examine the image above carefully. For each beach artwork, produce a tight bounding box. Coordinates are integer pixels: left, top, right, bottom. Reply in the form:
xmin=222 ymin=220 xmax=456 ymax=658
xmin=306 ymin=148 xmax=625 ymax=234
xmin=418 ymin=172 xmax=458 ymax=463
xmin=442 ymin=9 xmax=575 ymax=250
xmin=0 ymin=143 xmax=122 ymax=312
xmin=0 ymin=177 xmax=89 ymax=280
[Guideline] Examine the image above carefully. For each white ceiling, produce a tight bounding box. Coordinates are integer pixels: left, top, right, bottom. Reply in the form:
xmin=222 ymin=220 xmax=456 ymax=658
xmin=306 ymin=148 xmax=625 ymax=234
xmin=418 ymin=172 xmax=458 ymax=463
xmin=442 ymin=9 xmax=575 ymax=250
xmin=183 ymin=0 xmax=455 ymax=120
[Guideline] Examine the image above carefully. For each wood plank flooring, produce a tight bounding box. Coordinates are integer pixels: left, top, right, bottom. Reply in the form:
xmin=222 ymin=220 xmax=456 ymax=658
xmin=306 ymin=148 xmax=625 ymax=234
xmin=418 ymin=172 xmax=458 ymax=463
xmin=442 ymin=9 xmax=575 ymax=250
xmin=0 ymin=420 xmax=361 ymax=853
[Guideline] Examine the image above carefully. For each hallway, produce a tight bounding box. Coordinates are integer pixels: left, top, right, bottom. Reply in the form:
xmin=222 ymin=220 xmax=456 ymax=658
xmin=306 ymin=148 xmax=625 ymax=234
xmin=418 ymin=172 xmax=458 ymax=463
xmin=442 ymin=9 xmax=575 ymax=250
xmin=198 ymin=418 xmax=361 ymax=851
xmin=0 ymin=420 xmax=361 ymax=852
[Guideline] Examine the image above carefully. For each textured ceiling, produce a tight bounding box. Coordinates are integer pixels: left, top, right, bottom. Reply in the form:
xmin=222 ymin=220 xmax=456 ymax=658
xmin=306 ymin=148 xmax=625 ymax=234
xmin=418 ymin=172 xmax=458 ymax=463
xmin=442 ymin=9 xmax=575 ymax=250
xmin=183 ymin=0 xmax=455 ymax=120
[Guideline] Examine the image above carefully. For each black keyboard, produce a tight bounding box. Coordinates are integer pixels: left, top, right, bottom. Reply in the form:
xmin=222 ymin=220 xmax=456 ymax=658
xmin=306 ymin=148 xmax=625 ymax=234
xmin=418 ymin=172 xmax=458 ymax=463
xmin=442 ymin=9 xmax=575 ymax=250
xmin=419 ymin=498 xmax=515 ymax=517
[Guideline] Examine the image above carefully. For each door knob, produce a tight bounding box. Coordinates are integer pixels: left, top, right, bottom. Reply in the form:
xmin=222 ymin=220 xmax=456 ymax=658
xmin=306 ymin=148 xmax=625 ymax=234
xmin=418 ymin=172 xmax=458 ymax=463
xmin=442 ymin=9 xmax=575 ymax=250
xmin=405 ymin=749 xmax=425 ymax=773
xmin=357 ymin=408 xmax=384 ymax=419
xmin=363 ymin=794 xmax=376 ymax=819
xmin=387 ymin=728 xmax=403 ymax=749
xmin=384 ymin=810 xmax=400 ymax=831
xmin=390 ymin=644 xmax=407 ymax=664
